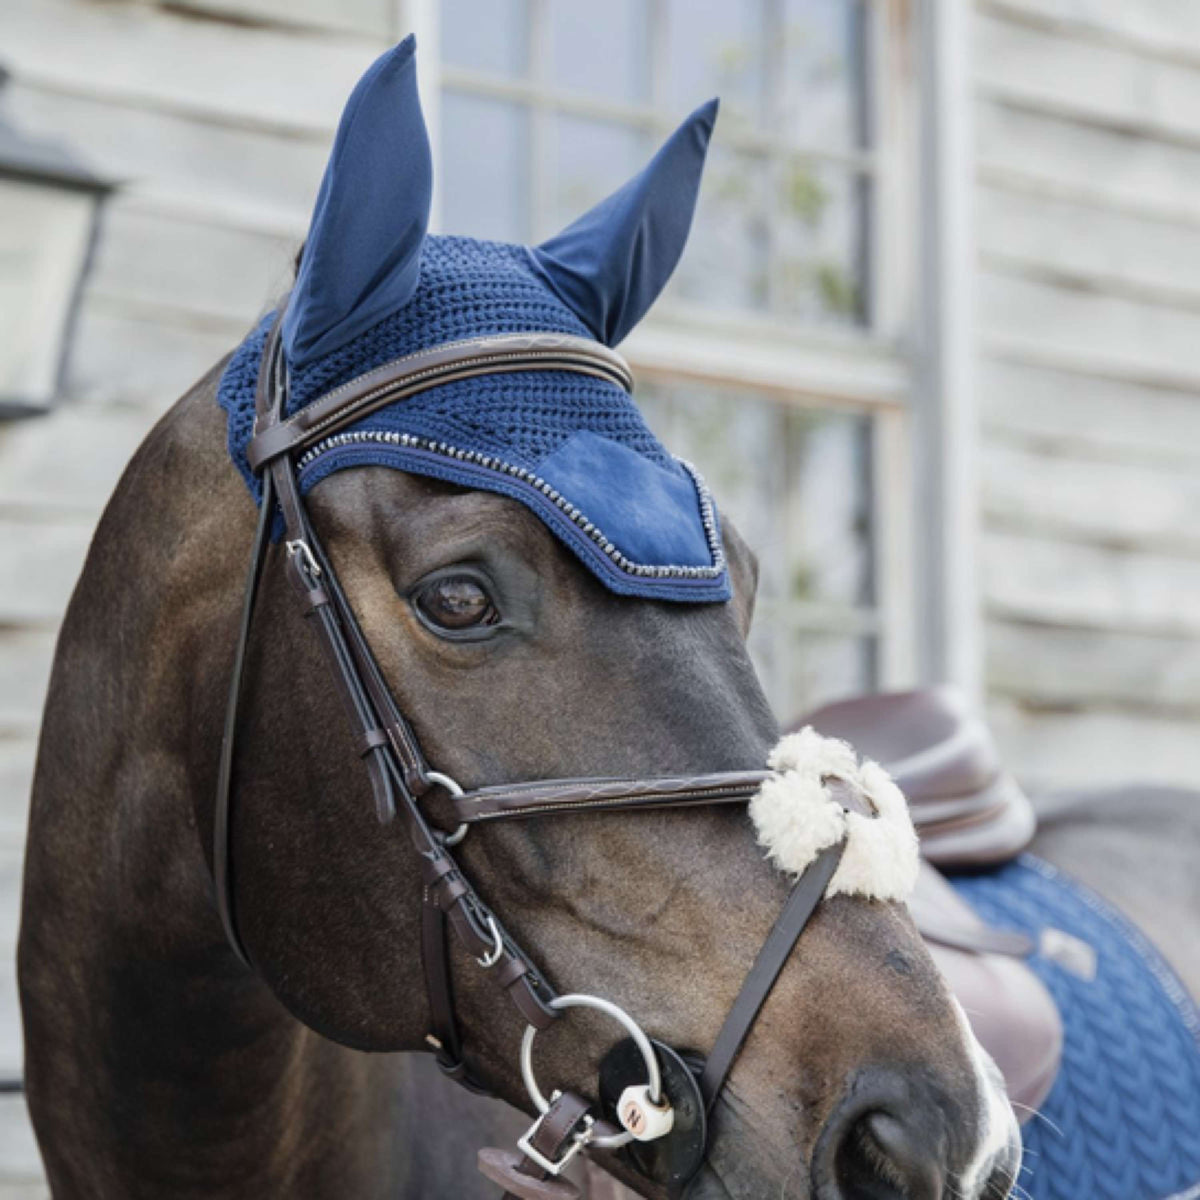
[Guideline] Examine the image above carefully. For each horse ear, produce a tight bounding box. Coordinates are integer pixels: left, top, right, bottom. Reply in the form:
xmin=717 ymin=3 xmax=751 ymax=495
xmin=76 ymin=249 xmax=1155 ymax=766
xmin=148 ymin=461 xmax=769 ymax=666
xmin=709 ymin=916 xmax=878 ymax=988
xmin=528 ymin=99 xmax=717 ymax=347
xmin=283 ymin=36 xmax=432 ymax=367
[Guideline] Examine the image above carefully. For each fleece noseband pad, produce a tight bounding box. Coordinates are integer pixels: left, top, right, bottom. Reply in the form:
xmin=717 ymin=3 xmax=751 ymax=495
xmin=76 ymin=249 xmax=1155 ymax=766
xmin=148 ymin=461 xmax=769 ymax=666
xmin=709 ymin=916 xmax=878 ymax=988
xmin=750 ymin=728 xmax=920 ymax=902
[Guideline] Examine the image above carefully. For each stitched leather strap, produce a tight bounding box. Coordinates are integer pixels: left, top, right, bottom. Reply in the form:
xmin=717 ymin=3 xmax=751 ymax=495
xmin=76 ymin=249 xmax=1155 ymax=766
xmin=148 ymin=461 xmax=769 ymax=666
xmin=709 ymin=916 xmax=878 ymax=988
xmin=453 ymin=771 xmax=769 ymax=824
xmin=479 ymin=1090 xmax=594 ymax=1200
xmin=530 ymin=1090 xmax=593 ymax=1162
xmin=218 ymin=312 xmax=563 ymax=1047
xmin=420 ymin=849 xmax=558 ymax=1031
xmin=453 ymin=770 xmax=1014 ymax=833
xmin=699 ymin=840 xmax=845 ymax=1110
xmin=246 ymin=332 xmax=633 ymax=471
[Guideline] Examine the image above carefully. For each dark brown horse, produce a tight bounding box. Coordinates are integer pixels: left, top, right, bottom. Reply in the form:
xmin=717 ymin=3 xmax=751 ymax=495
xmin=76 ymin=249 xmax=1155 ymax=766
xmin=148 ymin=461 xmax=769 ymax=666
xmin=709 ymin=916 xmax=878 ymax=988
xmin=18 ymin=354 xmax=1020 ymax=1198
xmin=19 ymin=35 xmax=1021 ymax=1200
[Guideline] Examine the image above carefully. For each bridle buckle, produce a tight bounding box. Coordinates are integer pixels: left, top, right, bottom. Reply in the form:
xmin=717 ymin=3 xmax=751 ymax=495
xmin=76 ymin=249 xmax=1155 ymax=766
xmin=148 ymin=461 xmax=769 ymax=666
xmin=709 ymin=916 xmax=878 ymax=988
xmin=475 ymin=914 xmax=504 ymax=969
xmin=516 ymin=1092 xmax=595 ymax=1176
xmin=284 ymin=538 xmax=321 ymax=580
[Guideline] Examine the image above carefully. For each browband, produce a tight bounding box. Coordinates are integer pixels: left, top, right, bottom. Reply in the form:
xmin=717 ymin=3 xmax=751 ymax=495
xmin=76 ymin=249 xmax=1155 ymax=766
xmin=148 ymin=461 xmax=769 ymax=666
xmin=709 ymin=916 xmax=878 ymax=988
xmin=246 ymin=332 xmax=634 ymax=472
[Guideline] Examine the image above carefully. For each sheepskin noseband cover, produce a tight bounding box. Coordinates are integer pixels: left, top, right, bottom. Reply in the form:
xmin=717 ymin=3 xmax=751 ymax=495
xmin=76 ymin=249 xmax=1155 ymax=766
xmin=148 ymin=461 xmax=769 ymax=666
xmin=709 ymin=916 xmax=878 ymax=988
xmin=750 ymin=727 xmax=920 ymax=902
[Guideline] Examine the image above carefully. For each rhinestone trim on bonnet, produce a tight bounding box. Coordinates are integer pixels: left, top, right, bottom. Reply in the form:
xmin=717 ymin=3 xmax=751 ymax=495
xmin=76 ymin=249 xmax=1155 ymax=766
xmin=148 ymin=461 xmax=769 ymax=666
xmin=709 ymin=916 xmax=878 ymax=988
xmin=297 ymin=429 xmax=727 ymax=581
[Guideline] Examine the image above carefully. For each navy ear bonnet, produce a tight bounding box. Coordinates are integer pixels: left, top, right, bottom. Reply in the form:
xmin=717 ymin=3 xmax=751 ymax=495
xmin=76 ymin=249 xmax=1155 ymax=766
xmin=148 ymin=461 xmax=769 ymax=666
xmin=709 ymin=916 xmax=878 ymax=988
xmin=218 ymin=38 xmax=729 ymax=602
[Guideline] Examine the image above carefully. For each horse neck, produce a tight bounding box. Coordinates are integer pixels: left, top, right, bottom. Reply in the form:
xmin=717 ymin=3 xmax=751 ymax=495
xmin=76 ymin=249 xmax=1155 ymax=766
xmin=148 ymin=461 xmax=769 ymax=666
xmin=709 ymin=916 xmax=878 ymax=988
xmin=19 ymin=372 xmax=412 ymax=1192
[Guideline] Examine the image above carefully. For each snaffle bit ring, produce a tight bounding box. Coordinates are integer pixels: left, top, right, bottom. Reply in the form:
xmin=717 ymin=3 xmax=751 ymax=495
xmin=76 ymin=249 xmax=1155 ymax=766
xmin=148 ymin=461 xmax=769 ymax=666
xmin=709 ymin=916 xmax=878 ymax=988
xmin=520 ymin=993 xmax=664 ymax=1151
xmin=424 ymin=770 xmax=469 ymax=846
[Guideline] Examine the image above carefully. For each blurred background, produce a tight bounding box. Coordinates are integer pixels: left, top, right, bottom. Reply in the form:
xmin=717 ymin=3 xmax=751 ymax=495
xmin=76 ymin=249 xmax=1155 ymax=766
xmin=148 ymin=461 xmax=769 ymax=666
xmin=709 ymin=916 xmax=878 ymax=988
xmin=2 ymin=0 xmax=1199 ymax=1189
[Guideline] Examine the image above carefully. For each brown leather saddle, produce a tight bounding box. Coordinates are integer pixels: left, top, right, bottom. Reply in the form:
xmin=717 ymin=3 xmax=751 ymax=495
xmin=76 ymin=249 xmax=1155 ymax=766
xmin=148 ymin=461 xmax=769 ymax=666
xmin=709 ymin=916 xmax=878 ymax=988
xmin=798 ymin=686 xmax=1062 ymax=1119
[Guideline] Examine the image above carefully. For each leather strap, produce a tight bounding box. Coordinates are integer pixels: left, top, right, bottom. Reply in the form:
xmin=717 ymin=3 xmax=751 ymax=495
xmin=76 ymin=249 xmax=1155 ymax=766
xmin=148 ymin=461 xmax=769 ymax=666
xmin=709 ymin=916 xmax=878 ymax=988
xmin=246 ymin=332 xmax=633 ymax=472
xmin=451 ymin=770 xmax=1013 ymax=831
xmin=420 ymin=892 xmax=495 ymax=1092
xmin=478 ymin=1090 xmax=594 ymax=1200
xmin=264 ymin=408 xmax=562 ymax=1037
xmin=530 ymin=1090 xmax=593 ymax=1162
xmin=453 ymin=771 xmax=769 ymax=824
xmin=699 ymin=840 xmax=845 ymax=1110
xmin=420 ymin=849 xmax=558 ymax=1031
xmin=217 ymin=314 xmax=562 ymax=1041
xmin=213 ymin=467 xmax=274 ymax=970
xmin=212 ymin=314 xmax=287 ymax=970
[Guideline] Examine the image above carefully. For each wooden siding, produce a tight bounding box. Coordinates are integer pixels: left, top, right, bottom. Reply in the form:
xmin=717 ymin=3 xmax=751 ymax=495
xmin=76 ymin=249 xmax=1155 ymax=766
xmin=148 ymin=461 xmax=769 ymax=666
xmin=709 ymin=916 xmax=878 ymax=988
xmin=975 ymin=0 xmax=1200 ymax=789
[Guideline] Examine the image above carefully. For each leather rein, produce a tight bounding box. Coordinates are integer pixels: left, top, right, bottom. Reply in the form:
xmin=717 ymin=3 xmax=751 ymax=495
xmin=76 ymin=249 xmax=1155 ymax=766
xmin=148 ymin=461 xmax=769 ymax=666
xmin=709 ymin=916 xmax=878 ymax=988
xmin=214 ymin=312 xmax=847 ymax=1193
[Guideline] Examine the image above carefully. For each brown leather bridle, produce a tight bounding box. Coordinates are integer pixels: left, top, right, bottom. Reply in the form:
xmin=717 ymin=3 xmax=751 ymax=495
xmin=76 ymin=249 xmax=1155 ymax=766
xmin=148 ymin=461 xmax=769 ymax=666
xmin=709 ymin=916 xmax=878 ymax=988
xmin=215 ymin=311 xmax=847 ymax=1193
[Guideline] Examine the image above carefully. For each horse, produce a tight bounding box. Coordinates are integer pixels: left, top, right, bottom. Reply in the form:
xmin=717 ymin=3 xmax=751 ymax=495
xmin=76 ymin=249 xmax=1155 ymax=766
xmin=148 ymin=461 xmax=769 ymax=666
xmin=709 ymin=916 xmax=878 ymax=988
xmin=19 ymin=37 xmax=1027 ymax=1199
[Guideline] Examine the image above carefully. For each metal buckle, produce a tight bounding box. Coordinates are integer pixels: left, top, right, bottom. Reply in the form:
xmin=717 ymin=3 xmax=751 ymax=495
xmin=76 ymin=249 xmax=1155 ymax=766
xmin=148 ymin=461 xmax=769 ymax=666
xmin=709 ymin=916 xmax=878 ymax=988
xmin=475 ymin=914 xmax=505 ymax=969
xmin=515 ymin=1092 xmax=594 ymax=1176
xmin=285 ymin=538 xmax=321 ymax=580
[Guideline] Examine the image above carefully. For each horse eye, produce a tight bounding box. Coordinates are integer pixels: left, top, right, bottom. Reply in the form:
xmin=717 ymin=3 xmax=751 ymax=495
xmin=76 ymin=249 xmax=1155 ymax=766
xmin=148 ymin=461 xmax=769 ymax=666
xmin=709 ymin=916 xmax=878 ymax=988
xmin=415 ymin=575 xmax=500 ymax=632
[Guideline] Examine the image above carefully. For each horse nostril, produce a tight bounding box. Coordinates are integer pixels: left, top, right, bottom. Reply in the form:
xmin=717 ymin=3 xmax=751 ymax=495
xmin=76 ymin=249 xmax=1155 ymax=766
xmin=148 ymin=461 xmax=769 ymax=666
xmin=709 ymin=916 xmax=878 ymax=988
xmin=831 ymin=1109 xmax=945 ymax=1200
xmin=982 ymin=1156 xmax=1018 ymax=1199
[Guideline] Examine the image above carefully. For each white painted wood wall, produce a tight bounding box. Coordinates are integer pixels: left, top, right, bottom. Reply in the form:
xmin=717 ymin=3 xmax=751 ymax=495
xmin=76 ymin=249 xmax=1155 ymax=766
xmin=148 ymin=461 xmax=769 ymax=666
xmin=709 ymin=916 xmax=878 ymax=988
xmin=973 ymin=0 xmax=1200 ymax=790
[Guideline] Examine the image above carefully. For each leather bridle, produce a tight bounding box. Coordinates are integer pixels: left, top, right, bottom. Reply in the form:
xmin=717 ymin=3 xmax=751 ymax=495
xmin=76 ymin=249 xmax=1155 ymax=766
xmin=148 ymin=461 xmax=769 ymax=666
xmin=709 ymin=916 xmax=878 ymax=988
xmin=215 ymin=310 xmax=848 ymax=1194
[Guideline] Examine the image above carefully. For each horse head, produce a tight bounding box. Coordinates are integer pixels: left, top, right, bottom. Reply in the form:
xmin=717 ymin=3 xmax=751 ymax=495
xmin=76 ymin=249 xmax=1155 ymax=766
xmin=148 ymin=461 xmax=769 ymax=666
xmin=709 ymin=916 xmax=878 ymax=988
xmin=217 ymin=38 xmax=1017 ymax=1199
xmin=22 ymin=35 xmax=1018 ymax=1200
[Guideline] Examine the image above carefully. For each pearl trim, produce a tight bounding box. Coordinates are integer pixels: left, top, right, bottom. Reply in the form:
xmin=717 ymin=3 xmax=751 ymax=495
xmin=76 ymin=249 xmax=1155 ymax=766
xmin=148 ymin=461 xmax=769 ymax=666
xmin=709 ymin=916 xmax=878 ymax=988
xmin=295 ymin=429 xmax=726 ymax=582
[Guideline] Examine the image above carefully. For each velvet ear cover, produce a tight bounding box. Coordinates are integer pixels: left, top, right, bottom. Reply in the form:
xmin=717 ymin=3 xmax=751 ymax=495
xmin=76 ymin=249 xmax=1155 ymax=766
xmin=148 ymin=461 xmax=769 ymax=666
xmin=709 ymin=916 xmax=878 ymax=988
xmin=283 ymin=36 xmax=432 ymax=367
xmin=528 ymin=99 xmax=718 ymax=346
xmin=283 ymin=35 xmax=716 ymax=362
xmin=261 ymin=38 xmax=731 ymax=602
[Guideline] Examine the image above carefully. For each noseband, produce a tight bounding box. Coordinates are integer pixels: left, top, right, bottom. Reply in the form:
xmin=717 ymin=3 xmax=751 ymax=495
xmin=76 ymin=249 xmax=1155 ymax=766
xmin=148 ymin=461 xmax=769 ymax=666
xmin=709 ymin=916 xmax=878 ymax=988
xmin=216 ymin=312 xmax=847 ymax=1194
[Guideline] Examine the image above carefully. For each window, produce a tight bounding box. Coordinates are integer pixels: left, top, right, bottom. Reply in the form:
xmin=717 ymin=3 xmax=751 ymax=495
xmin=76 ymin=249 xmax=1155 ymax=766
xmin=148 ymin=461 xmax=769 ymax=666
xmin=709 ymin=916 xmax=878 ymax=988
xmin=431 ymin=0 xmax=916 ymax=720
xmin=441 ymin=0 xmax=873 ymax=328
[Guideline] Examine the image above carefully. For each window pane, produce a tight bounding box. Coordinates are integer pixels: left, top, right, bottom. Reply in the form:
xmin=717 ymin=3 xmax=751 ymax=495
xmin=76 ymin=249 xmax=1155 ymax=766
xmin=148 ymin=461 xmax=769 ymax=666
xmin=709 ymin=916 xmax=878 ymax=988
xmin=442 ymin=0 xmax=528 ymax=77
xmin=637 ymin=382 xmax=874 ymax=612
xmin=542 ymin=116 xmax=646 ymax=241
xmin=772 ymin=163 xmax=868 ymax=326
xmin=666 ymin=147 xmax=769 ymax=312
xmin=664 ymin=0 xmax=767 ymax=129
xmin=779 ymin=0 xmax=870 ymax=149
xmin=440 ymin=92 xmax=530 ymax=242
xmin=548 ymin=0 xmax=649 ymax=103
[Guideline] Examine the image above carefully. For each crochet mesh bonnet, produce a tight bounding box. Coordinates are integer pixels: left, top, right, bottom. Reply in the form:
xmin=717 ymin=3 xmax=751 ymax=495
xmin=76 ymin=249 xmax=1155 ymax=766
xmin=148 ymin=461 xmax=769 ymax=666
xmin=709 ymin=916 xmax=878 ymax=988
xmin=218 ymin=37 xmax=729 ymax=603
